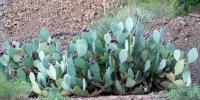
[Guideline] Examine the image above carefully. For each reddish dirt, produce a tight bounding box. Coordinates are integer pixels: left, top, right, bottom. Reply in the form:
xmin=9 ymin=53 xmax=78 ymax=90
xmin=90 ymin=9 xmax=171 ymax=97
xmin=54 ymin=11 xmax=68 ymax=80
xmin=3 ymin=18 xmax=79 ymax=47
xmin=0 ymin=0 xmax=121 ymax=45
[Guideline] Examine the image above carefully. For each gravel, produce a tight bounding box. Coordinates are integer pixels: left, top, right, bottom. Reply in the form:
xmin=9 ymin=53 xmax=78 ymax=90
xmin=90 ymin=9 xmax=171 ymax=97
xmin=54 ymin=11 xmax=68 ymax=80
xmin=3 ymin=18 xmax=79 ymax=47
xmin=0 ymin=0 xmax=120 ymax=45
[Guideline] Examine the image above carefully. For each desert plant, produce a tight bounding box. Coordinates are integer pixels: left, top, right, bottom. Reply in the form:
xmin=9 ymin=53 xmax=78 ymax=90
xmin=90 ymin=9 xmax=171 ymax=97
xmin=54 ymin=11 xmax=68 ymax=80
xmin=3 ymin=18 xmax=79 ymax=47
xmin=157 ymin=85 xmax=200 ymax=100
xmin=0 ymin=27 xmax=64 ymax=80
xmin=171 ymin=0 xmax=200 ymax=15
xmin=0 ymin=16 xmax=198 ymax=97
xmin=122 ymin=0 xmax=200 ymax=17
xmin=91 ymin=6 xmax=153 ymax=36
xmin=39 ymin=87 xmax=69 ymax=100
xmin=0 ymin=71 xmax=32 ymax=99
xmin=123 ymin=0 xmax=174 ymax=18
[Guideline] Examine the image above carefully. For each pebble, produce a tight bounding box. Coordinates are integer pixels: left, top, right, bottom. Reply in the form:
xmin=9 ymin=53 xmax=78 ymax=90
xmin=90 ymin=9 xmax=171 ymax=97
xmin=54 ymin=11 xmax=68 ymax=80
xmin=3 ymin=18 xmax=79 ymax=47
xmin=180 ymin=20 xmax=186 ymax=26
xmin=0 ymin=0 xmax=8 ymax=6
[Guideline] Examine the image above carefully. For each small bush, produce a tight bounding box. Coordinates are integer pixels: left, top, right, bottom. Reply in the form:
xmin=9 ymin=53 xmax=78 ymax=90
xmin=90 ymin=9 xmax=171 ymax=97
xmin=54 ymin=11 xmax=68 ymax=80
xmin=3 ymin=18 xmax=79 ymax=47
xmin=0 ymin=71 xmax=32 ymax=99
xmin=122 ymin=0 xmax=200 ymax=17
xmin=157 ymin=85 xmax=200 ymax=100
xmin=171 ymin=0 xmax=200 ymax=15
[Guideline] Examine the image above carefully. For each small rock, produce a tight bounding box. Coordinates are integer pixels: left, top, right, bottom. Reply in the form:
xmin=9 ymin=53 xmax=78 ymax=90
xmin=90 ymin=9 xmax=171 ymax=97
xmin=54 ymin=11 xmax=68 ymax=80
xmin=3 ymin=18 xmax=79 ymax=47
xmin=0 ymin=0 xmax=8 ymax=6
xmin=94 ymin=11 xmax=98 ymax=16
xmin=0 ymin=12 xmax=3 ymax=16
xmin=180 ymin=20 xmax=186 ymax=26
xmin=0 ymin=16 xmax=3 ymax=20
xmin=78 ymin=0 xmax=84 ymax=4
xmin=186 ymin=34 xmax=191 ymax=37
xmin=3 ymin=27 xmax=12 ymax=34
xmin=163 ymin=20 xmax=168 ymax=24
xmin=185 ymin=38 xmax=188 ymax=41
xmin=195 ymin=19 xmax=200 ymax=22
xmin=12 ymin=21 xmax=18 ymax=25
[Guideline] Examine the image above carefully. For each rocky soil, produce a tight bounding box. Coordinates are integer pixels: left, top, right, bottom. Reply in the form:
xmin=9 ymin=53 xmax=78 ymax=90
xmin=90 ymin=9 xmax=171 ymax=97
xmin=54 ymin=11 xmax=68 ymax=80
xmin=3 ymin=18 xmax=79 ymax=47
xmin=0 ymin=0 xmax=121 ymax=45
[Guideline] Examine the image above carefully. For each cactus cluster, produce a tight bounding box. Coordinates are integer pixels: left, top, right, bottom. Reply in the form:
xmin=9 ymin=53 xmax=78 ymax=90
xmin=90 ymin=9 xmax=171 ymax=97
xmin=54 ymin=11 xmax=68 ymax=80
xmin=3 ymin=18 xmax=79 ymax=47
xmin=0 ymin=16 xmax=198 ymax=97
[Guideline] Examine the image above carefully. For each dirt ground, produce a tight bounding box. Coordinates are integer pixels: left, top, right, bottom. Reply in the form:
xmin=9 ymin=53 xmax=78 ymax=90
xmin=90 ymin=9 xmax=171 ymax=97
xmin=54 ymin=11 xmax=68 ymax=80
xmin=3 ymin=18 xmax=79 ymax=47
xmin=71 ymin=94 xmax=157 ymax=100
xmin=0 ymin=0 xmax=121 ymax=44
xmin=0 ymin=0 xmax=200 ymax=84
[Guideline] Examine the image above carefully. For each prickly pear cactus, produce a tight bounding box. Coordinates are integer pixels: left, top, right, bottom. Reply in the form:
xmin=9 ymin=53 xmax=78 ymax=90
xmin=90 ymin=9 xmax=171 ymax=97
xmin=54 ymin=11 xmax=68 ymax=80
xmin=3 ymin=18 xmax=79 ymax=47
xmin=0 ymin=15 xmax=198 ymax=98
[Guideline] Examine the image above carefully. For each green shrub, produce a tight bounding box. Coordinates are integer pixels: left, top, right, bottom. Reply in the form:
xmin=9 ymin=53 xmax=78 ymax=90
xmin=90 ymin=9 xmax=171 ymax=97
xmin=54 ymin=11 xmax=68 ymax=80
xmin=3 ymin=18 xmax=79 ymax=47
xmin=171 ymin=0 xmax=200 ymax=15
xmin=122 ymin=0 xmax=200 ymax=17
xmin=157 ymin=85 xmax=200 ymax=100
xmin=39 ymin=87 xmax=69 ymax=100
xmin=0 ymin=71 xmax=32 ymax=99
xmin=0 ymin=15 xmax=198 ymax=97
xmin=121 ymin=0 xmax=174 ymax=18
